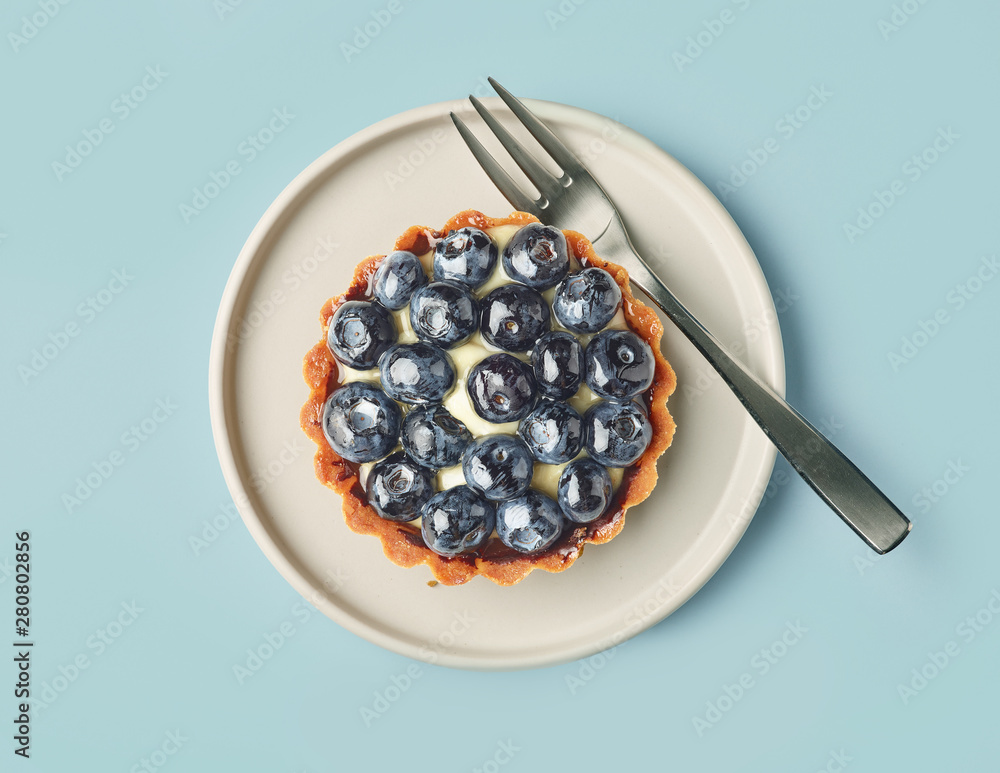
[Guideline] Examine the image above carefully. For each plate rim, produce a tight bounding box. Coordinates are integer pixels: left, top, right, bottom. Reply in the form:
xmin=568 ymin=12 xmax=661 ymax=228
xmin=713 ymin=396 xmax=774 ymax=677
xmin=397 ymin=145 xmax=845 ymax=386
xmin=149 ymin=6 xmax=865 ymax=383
xmin=208 ymin=96 xmax=785 ymax=670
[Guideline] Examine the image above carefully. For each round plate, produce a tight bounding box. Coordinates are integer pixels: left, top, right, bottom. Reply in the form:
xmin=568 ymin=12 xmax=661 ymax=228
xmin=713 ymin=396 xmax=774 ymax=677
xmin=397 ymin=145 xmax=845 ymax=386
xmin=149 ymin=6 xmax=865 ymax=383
xmin=209 ymin=97 xmax=784 ymax=671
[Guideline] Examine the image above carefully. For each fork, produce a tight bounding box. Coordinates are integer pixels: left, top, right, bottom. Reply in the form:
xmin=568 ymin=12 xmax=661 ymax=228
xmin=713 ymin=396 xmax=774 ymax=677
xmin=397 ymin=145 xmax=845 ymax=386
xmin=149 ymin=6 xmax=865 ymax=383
xmin=451 ymin=78 xmax=911 ymax=554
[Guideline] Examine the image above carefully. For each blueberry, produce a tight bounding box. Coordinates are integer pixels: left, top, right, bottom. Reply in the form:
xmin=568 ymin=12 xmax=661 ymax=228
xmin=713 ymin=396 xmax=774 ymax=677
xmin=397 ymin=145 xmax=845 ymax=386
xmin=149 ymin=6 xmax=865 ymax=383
xmin=373 ymin=251 xmax=428 ymax=310
xmin=433 ymin=227 xmax=498 ymax=288
xmin=557 ymin=458 xmax=613 ymax=524
xmin=531 ymin=331 xmax=584 ymax=400
xmin=366 ymin=452 xmax=435 ymax=522
xmin=553 ymin=268 xmax=622 ymax=333
xmin=327 ymin=301 xmax=396 ymax=369
xmin=462 ymin=434 xmax=534 ymax=501
xmin=421 ymin=486 xmax=496 ymax=557
xmin=517 ymin=401 xmax=583 ymax=464
xmin=379 ymin=342 xmax=455 ymax=405
xmin=467 ymin=353 xmax=537 ymax=423
xmin=496 ymin=491 xmax=564 ymax=554
xmin=480 ymin=284 xmax=550 ymax=352
xmin=322 ymin=382 xmax=401 ymax=463
xmin=410 ymin=281 xmax=479 ymax=348
xmin=401 ymin=404 xmax=472 ymax=470
xmin=584 ymin=400 xmax=652 ymax=467
xmin=585 ymin=330 xmax=655 ymax=402
xmin=501 ymin=223 xmax=570 ymax=290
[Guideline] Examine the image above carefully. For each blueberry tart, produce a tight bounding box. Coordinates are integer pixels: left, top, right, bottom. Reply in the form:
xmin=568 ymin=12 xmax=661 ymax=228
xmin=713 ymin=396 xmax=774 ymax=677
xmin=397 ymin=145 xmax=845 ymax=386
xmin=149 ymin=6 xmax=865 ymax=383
xmin=300 ymin=210 xmax=676 ymax=586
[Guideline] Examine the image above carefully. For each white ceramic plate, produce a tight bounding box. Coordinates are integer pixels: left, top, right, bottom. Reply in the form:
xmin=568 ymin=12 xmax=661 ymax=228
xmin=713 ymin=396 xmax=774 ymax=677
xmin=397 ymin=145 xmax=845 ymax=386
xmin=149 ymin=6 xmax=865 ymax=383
xmin=209 ymin=97 xmax=784 ymax=670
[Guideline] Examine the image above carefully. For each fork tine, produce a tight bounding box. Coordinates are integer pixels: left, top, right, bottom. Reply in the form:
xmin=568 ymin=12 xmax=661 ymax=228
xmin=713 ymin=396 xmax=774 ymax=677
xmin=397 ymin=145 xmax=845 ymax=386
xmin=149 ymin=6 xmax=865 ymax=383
xmin=449 ymin=112 xmax=539 ymax=215
xmin=487 ymin=77 xmax=582 ymax=175
xmin=469 ymin=95 xmax=562 ymax=199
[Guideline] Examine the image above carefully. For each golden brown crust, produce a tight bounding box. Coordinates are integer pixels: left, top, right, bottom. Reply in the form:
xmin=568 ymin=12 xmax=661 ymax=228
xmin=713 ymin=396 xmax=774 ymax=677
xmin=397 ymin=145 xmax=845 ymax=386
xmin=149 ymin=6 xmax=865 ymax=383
xmin=300 ymin=210 xmax=677 ymax=586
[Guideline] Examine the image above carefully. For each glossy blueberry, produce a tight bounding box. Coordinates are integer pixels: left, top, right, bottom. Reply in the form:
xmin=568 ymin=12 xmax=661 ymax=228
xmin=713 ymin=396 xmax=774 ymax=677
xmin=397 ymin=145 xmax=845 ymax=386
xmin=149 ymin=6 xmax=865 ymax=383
xmin=557 ymin=458 xmax=613 ymax=524
xmin=322 ymin=382 xmax=401 ymax=463
xmin=585 ymin=329 xmax=655 ymax=402
xmin=433 ymin=227 xmax=498 ymax=288
xmin=410 ymin=281 xmax=479 ymax=348
xmin=467 ymin=353 xmax=537 ymax=424
xmin=366 ymin=452 xmax=435 ymax=522
xmin=552 ymin=268 xmax=622 ymax=333
xmin=501 ymin=223 xmax=570 ymax=290
xmin=531 ymin=331 xmax=584 ymax=400
xmin=496 ymin=491 xmax=564 ymax=554
xmin=584 ymin=400 xmax=652 ymax=467
xmin=379 ymin=342 xmax=455 ymax=405
xmin=421 ymin=486 xmax=496 ymax=557
xmin=373 ymin=251 xmax=428 ymax=310
xmin=480 ymin=284 xmax=550 ymax=352
xmin=517 ymin=401 xmax=583 ymax=464
xmin=462 ymin=434 xmax=534 ymax=501
xmin=327 ymin=301 xmax=396 ymax=369
xmin=401 ymin=404 xmax=472 ymax=470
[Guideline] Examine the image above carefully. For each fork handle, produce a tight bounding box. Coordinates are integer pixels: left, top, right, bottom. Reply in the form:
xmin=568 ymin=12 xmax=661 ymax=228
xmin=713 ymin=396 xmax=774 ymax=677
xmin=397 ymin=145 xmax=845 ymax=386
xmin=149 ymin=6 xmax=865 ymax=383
xmin=596 ymin=227 xmax=911 ymax=553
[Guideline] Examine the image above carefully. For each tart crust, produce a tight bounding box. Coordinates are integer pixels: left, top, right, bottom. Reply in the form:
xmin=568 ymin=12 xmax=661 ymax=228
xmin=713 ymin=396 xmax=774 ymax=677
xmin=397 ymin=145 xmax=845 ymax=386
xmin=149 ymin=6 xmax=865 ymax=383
xmin=300 ymin=210 xmax=677 ymax=586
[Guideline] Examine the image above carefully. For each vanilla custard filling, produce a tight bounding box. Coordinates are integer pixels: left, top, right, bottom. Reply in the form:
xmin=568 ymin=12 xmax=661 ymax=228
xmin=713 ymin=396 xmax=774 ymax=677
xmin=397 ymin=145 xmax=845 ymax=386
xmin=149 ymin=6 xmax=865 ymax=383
xmin=348 ymin=225 xmax=627 ymax=522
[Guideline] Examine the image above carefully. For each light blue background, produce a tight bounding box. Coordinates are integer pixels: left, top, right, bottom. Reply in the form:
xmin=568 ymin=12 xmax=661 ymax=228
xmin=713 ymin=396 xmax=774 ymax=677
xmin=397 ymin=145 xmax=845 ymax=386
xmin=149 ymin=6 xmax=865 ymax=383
xmin=3 ymin=0 xmax=998 ymax=770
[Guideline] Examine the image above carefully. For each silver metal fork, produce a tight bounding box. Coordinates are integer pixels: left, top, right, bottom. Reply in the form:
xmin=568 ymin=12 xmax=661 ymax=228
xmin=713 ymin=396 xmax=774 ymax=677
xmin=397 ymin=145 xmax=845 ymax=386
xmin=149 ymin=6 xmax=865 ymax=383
xmin=451 ymin=78 xmax=911 ymax=554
